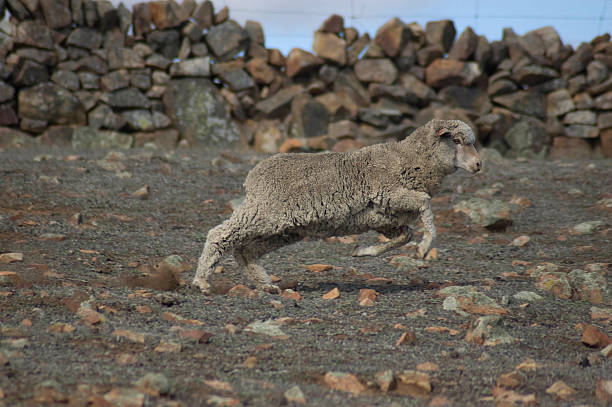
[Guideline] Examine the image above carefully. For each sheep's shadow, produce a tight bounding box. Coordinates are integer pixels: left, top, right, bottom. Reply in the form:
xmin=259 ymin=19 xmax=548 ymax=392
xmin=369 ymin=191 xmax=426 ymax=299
xmin=295 ymin=280 xmax=432 ymax=295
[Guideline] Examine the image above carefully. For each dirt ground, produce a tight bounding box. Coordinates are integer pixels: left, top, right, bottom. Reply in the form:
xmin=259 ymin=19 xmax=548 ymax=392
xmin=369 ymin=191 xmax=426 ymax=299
xmin=0 ymin=145 xmax=610 ymax=407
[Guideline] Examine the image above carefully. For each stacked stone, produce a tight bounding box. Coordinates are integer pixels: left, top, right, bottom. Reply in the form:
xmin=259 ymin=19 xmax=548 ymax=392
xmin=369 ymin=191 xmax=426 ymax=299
xmin=0 ymin=1 xmax=610 ymax=158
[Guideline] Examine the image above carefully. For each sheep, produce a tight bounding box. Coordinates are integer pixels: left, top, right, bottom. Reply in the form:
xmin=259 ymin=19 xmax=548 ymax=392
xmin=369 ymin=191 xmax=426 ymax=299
xmin=193 ymin=119 xmax=482 ymax=294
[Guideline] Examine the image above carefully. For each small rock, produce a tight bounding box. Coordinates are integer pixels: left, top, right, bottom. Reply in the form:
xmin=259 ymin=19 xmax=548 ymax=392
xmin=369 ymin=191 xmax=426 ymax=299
xmin=244 ymin=320 xmax=288 ymax=339
xmin=376 ymin=370 xmax=395 ymax=392
xmin=395 ymin=370 xmax=431 ymax=397
xmin=581 ymin=324 xmax=611 ymax=348
xmin=596 ymin=380 xmax=612 ymax=403
xmin=453 ymin=198 xmax=515 ymax=230
xmin=322 ymin=287 xmax=340 ymax=300
xmin=0 ymin=253 xmax=23 ymax=263
xmin=439 ymin=286 xmax=508 ymax=315
xmin=510 ymin=235 xmax=530 ymax=247
xmin=571 ymin=221 xmax=604 ymax=235
xmin=466 ymin=315 xmax=516 ymax=346
xmin=113 ymin=329 xmax=145 ymax=344
xmin=601 ymin=343 xmax=612 ymax=358
xmin=134 ymin=372 xmax=169 ymax=396
xmin=358 ymin=288 xmax=377 ymax=306
xmin=535 ymin=272 xmax=572 ymax=300
xmin=284 ymin=385 xmax=306 ymax=404
xmin=512 ymin=291 xmax=543 ymax=302
xmin=227 ymin=284 xmax=258 ymax=298
xmin=304 ymin=264 xmax=333 ymax=272
xmin=132 ymin=185 xmax=150 ymax=200
xmin=280 ymin=289 xmax=302 ymax=301
xmin=154 ymin=341 xmax=181 ymax=353
xmin=323 ymin=371 xmax=365 ymax=394
xmin=178 ymin=329 xmax=212 ymax=343
xmin=104 ymin=388 xmax=145 ymax=407
xmin=396 ymin=331 xmax=418 ymax=346
xmin=545 ymin=380 xmax=576 ymax=400
xmin=497 ymin=372 xmax=522 ymax=389
xmin=568 ymin=268 xmax=609 ymax=304
xmin=389 ymin=256 xmax=427 ymax=272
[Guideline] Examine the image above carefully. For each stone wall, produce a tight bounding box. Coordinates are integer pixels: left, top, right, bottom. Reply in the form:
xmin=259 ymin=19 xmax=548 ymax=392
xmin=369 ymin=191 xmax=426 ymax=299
xmin=0 ymin=1 xmax=610 ymax=158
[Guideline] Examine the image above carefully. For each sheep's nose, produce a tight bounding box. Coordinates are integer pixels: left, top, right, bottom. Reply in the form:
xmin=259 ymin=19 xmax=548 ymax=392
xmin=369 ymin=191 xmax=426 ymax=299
xmin=474 ymin=160 xmax=482 ymax=172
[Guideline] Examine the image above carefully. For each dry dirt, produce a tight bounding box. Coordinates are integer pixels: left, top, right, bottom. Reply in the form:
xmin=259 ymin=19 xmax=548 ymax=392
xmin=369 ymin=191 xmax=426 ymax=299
xmin=0 ymin=146 xmax=611 ymax=406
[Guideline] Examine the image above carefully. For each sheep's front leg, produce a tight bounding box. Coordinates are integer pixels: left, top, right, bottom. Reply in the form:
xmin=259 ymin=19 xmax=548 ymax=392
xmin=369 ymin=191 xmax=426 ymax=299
xmin=352 ymin=226 xmax=412 ymax=257
xmin=415 ymin=197 xmax=436 ymax=259
xmin=234 ymin=245 xmax=281 ymax=294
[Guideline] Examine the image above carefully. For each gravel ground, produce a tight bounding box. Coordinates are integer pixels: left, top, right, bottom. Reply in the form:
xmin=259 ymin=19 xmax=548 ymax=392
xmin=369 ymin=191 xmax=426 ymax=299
xmin=0 ymin=146 xmax=610 ymax=406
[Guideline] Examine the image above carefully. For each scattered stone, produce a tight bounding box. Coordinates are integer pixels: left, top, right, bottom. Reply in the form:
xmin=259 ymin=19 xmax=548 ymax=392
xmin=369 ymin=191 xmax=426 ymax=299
xmin=545 ymin=380 xmax=576 ymax=400
xmin=510 ymin=235 xmax=530 ymax=247
xmin=453 ymin=198 xmax=515 ymax=230
xmin=323 ymin=372 xmax=365 ymax=395
xmin=376 ymin=370 xmax=395 ymax=392
xmin=512 ymin=291 xmax=543 ymax=302
xmin=497 ymin=372 xmax=522 ymax=389
xmin=395 ymin=370 xmax=431 ymax=397
xmin=358 ymin=288 xmax=377 ymax=306
xmin=103 ymin=388 xmax=145 ymax=407
xmin=134 ymin=372 xmax=169 ymax=396
xmin=322 ymin=287 xmax=340 ymax=300
xmin=596 ymin=380 xmax=612 ymax=403
xmin=0 ymin=253 xmax=23 ymax=263
xmin=581 ymin=324 xmax=611 ymax=348
xmin=571 ymin=220 xmax=604 ymax=235
xmin=440 ymin=286 xmax=508 ymax=316
xmin=284 ymin=385 xmax=306 ymax=404
xmin=389 ymin=256 xmax=427 ymax=272
xmin=466 ymin=315 xmax=516 ymax=346
xmin=244 ymin=320 xmax=288 ymax=339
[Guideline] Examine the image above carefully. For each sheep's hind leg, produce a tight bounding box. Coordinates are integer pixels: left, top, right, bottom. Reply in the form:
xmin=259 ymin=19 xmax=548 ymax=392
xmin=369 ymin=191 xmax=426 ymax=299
xmin=352 ymin=226 xmax=412 ymax=257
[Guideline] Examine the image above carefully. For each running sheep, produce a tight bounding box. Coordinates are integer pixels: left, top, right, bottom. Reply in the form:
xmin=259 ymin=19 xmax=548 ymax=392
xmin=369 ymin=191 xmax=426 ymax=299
xmin=193 ymin=119 xmax=482 ymax=294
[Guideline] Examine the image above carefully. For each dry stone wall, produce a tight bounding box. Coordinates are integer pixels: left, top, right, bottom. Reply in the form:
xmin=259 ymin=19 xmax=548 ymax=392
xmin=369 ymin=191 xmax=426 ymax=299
xmin=0 ymin=1 xmax=610 ymax=158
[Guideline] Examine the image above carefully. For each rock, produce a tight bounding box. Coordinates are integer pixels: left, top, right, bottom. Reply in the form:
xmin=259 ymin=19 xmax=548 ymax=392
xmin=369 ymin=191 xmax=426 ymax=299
xmin=513 ymin=291 xmax=543 ymax=302
xmin=88 ymin=104 xmax=126 ymax=130
xmin=13 ymin=60 xmax=49 ymax=87
xmin=323 ymin=372 xmax=364 ymax=394
xmin=104 ymin=388 xmax=145 ymax=407
xmin=0 ymin=105 xmax=18 ymax=127
xmin=548 ymin=136 xmax=592 ymax=159
xmin=19 ymin=83 xmax=85 ymax=125
xmin=510 ymin=235 xmax=530 ymax=247
xmin=376 ymin=370 xmax=395 ymax=393
xmin=594 ymin=91 xmax=612 ymax=110
xmin=571 ymin=220 xmax=604 ymax=235
xmin=438 ymin=85 xmax=492 ymax=116
xmin=561 ymin=43 xmax=593 ymax=77
xmin=602 ymin=343 xmax=612 ymax=358
xmin=72 ymin=127 xmax=133 ymax=149
xmin=284 ymin=385 xmax=306 ymax=404
xmin=192 ymin=0 xmax=213 ymax=29
xmin=15 ymin=21 xmax=55 ymax=50
xmin=598 ymin=112 xmax=612 ymax=129
xmin=375 ymin=17 xmax=410 ymax=57
xmin=545 ymin=380 xmax=576 ymax=400
xmin=574 ymin=92 xmax=594 ymax=110
xmin=564 ymin=124 xmax=598 ymax=139
xmin=163 ymin=78 xmax=238 ymax=145
xmin=568 ymin=269 xmax=609 ymax=304
xmin=512 ymin=65 xmax=558 ymax=86
xmin=453 ymin=198 xmax=515 ymax=230
xmin=596 ymin=380 xmax=612 ymax=403
xmin=439 ymin=286 xmax=508 ymax=316
xmin=107 ymin=88 xmax=150 ymax=109
xmin=0 ymin=252 xmax=23 ymax=263
xmin=535 ymin=272 xmax=572 ymax=299
xmin=603 ymin=129 xmax=612 ymax=157
xmin=358 ymin=288 xmax=377 ymax=306
xmin=39 ymin=0 xmax=71 ymax=29
xmin=291 ymin=94 xmax=328 ymax=139
xmin=286 ymin=48 xmax=324 ymax=78
xmin=347 ymin=33 xmax=370 ymax=66
xmin=395 ymin=370 xmax=431 ymax=397
xmin=67 ymin=27 xmax=103 ymax=50
xmin=493 ymin=91 xmax=546 ymax=119
xmin=149 ymin=0 xmax=184 ymax=29
xmin=134 ymin=372 xmax=169 ymax=395
xmin=563 ymin=110 xmax=596 ymax=125
xmin=51 ymin=70 xmax=80 ymax=91
xmin=244 ymin=320 xmax=287 ymax=339
xmin=170 ymin=57 xmax=211 ymax=78
xmin=122 ymin=110 xmax=153 ymax=131
xmin=246 ymin=58 xmax=276 ymax=85
xmin=0 ymin=81 xmax=14 ymax=103
xmin=354 ymin=58 xmax=397 ymax=84
xmin=389 ymin=255 xmax=427 ymax=272
xmin=587 ymin=60 xmax=609 ymax=85
xmin=448 ymin=26 xmax=478 ymax=60
xmin=399 ymin=74 xmax=436 ymax=105
xmin=504 ymin=119 xmax=548 ymax=157
xmin=466 ymin=315 xmax=516 ymax=346
xmin=425 ymin=59 xmax=481 ymax=88
xmin=545 ymin=89 xmax=575 ymax=117
xmin=425 ymin=20 xmax=456 ymax=52
xmin=497 ymin=372 xmax=522 ymax=389
xmin=322 ymin=287 xmax=340 ymax=300
xmin=107 ymin=48 xmax=145 ymax=70
xmin=205 ymin=20 xmax=248 ymax=61
xmin=255 ymin=84 xmax=304 ymax=117
xmin=313 ymin=31 xmax=346 ymax=65
xmin=581 ymin=324 xmax=612 ymax=348
xmin=146 ymin=29 xmax=180 ymax=60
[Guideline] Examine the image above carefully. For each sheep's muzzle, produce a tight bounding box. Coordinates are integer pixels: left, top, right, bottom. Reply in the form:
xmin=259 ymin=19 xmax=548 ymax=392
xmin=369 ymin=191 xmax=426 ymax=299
xmin=456 ymin=144 xmax=482 ymax=173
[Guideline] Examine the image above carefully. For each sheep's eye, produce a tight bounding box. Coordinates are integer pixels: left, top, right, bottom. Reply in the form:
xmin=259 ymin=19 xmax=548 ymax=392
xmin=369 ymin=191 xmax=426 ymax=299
xmin=453 ymin=138 xmax=461 ymax=145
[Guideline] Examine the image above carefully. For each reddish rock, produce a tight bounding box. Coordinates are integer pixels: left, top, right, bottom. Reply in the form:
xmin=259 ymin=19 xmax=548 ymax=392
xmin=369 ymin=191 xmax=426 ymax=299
xmin=149 ymin=0 xmax=185 ymax=29
xmin=320 ymin=14 xmax=344 ymax=34
xmin=601 ymin=128 xmax=612 ymax=157
xmin=358 ymin=288 xmax=378 ymax=306
xmin=286 ymin=48 xmax=324 ymax=78
xmin=375 ymin=17 xmax=410 ymax=57
xmin=268 ymin=48 xmax=286 ymax=67
xmin=246 ymin=58 xmax=276 ymax=85
xmin=376 ymin=370 xmax=395 ymax=392
xmin=133 ymin=2 xmax=153 ymax=38
xmin=192 ymin=0 xmax=214 ymax=29
xmin=596 ymin=380 xmax=612 ymax=403
xmin=395 ymin=371 xmax=431 ymax=397
xmin=581 ymin=324 xmax=612 ymax=348
xmin=425 ymin=59 xmax=481 ymax=88
xmin=313 ymin=31 xmax=346 ymax=65
xmin=323 ymin=372 xmax=364 ymax=394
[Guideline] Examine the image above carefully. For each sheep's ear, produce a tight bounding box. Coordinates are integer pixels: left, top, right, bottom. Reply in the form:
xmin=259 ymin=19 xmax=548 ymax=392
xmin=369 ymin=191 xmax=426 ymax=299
xmin=438 ymin=128 xmax=452 ymax=138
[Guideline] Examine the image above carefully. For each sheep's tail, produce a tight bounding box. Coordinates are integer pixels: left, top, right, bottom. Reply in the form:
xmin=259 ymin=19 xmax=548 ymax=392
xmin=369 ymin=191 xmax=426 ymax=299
xmin=193 ymin=206 xmax=255 ymax=292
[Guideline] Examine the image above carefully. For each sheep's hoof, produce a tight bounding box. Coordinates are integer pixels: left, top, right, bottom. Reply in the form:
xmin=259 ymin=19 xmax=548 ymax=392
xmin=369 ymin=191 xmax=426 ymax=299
xmin=192 ymin=277 xmax=212 ymax=295
xmin=416 ymin=244 xmax=430 ymax=259
xmin=352 ymin=245 xmax=380 ymax=257
xmin=259 ymin=284 xmax=281 ymax=294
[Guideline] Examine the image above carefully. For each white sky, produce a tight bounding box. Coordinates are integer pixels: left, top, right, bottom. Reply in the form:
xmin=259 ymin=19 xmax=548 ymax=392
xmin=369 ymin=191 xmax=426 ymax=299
xmin=114 ymin=0 xmax=612 ymax=54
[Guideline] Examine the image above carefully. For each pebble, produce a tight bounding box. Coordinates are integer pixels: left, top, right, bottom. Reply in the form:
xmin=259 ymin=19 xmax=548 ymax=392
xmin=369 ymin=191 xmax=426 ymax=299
xmin=323 ymin=372 xmax=365 ymax=395
xmin=244 ymin=320 xmax=288 ymax=339
xmin=134 ymin=372 xmax=170 ymax=395
xmin=395 ymin=370 xmax=431 ymax=397
xmin=375 ymin=370 xmax=395 ymax=392
xmin=512 ymin=291 xmax=543 ymax=302
xmin=571 ymin=220 xmax=604 ymax=235
xmin=466 ymin=315 xmax=516 ymax=346
xmin=510 ymin=235 xmax=530 ymax=247
xmin=284 ymin=385 xmax=306 ymax=404
xmin=545 ymin=380 xmax=576 ymax=400
xmin=0 ymin=253 xmax=23 ymax=263
xmin=581 ymin=324 xmax=611 ymax=348
xmin=322 ymin=287 xmax=340 ymax=300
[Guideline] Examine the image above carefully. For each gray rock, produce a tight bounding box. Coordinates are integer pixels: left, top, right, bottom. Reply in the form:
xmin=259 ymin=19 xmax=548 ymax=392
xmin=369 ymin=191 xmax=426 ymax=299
xmin=78 ymin=72 xmax=99 ymax=90
xmin=547 ymin=89 xmax=575 ymax=117
xmin=561 ymin=43 xmax=593 ymax=77
xmin=16 ymin=47 xmax=58 ymax=66
xmin=598 ymin=112 xmax=612 ymax=129
xmin=574 ymin=92 xmax=594 ymax=110
xmin=0 ymin=80 xmax=15 ymax=103
xmin=205 ymin=20 xmax=249 ymax=61
xmin=169 ymin=57 xmax=210 ymax=77
xmin=15 ymin=21 xmax=54 ymax=50
xmin=0 ymin=104 xmax=18 ymax=126
xmin=244 ymin=320 xmax=287 ymax=338
xmin=6 ymin=0 xmax=31 ymax=20
xmin=468 ymin=315 xmax=516 ymax=346
xmin=564 ymin=125 xmax=598 ymax=139
xmin=389 ymin=256 xmax=427 ymax=273
xmin=18 ymin=82 xmax=86 ymax=125
xmin=255 ymin=85 xmax=304 ymax=117
xmin=568 ymin=269 xmax=609 ymax=304
xmin=594 ymin=91 xmax=612 ymax=110
xmin=453 ymin=198 xmax=515 ymax=230
xmin=587 ymin=60 xmax=609 ymax=86
xmin=504 ymin=119 xmax=548 ymax=157
xmin=493 ymin=91 xmax=546 ymax=119
xmin=134 ymin=373 xmax=170 ymax=396
xmin=12 ymin=60 xmax=49 ymax=87
xmin=448 ymin=26 xmax=478 ymax=60
xmin=438 ymin=85 xmax=492 ymax=116
xmin=398 ymin=74 xmax=435 ymax=106
xmin=152 ymin=111 xmax=171 ymax=129
xmin=67 ymin=28 xmax=103 ymax=51
xmin=512 ymin=291 xmax=544 ymax=302
xmin=107 ymin=48 xmax=145 ymax=70
xmin=291 ymin=94 xmax=329 ymax=138
xmin=130 ymin=69 xmax=151 ymax=90
xmin=512 ymin=65 xmax=558 ymax=86
xmin=571 ymin=221 xmax=604 ymax=235
xmin=488 ymin=79 xmax=518 ymax=97
xmin=107 ymin=88 xmax=150 ymax=109
xmin=563 ymin=110 xmax=597 ymax=125
xmin=214 ymin=67 xmax=254 ymax=92
xmin=72 ymin=127 xmax=133 ymax=149
xmin=163 ymin=78 xmax=239 ymax=145
xmin=147 ymin=29 xmax=181 ymax=60
xmin=354 ymin=58 xmax=398 ymax=84
xmin=101 ymin=70 xmax=130 ymax=92
xmin=88 ymin=104 xmax=126 ymax=130
xmin=123 ymin=109 xmax=154 ymax=131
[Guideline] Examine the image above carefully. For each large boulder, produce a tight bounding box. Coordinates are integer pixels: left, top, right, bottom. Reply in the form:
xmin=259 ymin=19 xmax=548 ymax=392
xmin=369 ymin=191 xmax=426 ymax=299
xmin=163 ymin=78 xmax=239 ymax=145
xmin=18 ymin=83 xmax=86 ymax=126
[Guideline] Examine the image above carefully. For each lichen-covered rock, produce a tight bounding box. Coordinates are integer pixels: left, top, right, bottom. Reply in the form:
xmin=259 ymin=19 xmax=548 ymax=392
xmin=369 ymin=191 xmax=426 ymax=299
xmin=466 ymin=315 xmax=516 ymax=346
xmin=163 ymin=78 xmax=239 ymax=145
xmin=205 ymin=20 xmax=249 ymax=61
xmin=504 ymin=119 xmax=548 ymax=158
xmin=535 ymin=272 xmax=572 ymax=299
xmin=18 ymin=82 xmax=86 ymax=126
xmin=453 ymin=198 xmax=515 ymax=230
xmin=72 ymin=127 xmax=133 ymax=149
xmin=568 ymin=269 xmax=609 ymax=304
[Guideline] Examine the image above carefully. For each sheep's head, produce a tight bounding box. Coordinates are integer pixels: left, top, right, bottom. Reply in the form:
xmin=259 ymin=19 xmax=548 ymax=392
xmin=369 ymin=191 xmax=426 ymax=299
xmin=435 ymin=120 xmax=482 ymax=174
